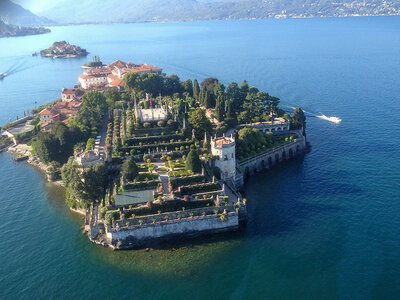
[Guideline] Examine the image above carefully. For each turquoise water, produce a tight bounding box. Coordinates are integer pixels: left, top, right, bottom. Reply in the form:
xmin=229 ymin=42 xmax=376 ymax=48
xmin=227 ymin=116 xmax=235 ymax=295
xmin=1 ymin=17 xmax=400 ymax=299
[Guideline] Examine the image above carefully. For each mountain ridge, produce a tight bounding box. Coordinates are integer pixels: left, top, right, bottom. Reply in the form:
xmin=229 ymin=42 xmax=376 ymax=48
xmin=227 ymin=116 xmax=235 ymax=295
xmin=0 ymin=0 xmax=53 ymax=26
xmin=7 ymin=0 xmax=400 ymax=25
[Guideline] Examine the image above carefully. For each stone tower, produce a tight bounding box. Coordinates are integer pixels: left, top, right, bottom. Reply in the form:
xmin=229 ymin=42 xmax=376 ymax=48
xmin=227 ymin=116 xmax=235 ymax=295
xmin=211 ymin=135 xmax=236 ymax=184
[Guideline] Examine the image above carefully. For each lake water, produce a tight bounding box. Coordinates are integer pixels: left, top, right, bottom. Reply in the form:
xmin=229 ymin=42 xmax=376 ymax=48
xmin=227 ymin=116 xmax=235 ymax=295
xmin=1 ymin=17 xmax=400 ymax=299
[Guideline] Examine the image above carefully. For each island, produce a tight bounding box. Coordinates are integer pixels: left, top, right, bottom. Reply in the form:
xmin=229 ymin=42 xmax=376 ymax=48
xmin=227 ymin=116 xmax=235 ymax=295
xmin=40 ymin=41 xmax=88 ymax=58
xmin=1 ymin=60 xmax=307 ymax=250
xmin=83 ymin=56 xmax=103 ymax=68
xmin=0 ymin=20 xmax=50 ymax=38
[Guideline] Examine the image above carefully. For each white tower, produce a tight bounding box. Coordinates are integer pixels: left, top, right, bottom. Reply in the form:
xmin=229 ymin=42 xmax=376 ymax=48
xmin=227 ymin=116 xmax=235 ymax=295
xmin=211 ymin=136 xmax=236 ymax=183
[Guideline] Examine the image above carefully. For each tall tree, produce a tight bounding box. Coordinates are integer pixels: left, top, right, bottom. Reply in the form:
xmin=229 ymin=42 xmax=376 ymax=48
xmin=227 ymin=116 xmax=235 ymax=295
xmin=225 ymin=100 xmax=237 ymax=126
xmin=193 ymin=79 xmax=200 ymax=100
xmin=292 ymin=107 xmax=306 ymax=134
xmin=182 ymin=79 xmax=193 ymax=97
xmin=215 ymin=94 xmax=225 ymax=122
xmin=121 ymin=157 xmax=138 ymax=182
xmin=185 ymin=149 xmax=202 ymax=173
xmin=226 ymin=82 xmax=242 ymax=110
xmin=189 ymin=108 xmax=212 ymax=139
xmin=81 ymin=91 xmax=108 ymax=113
xmin=164 ymin=74 xmax=182 ymax=95
xmin=80 ymin=164 xmax=107 ymax=205
xmin=35 ymin=131 xmax=61 ymax=163
xmin=240 ymin=80 xmax=249 ymax=104
xmin=199 ymin=86 xmax=206 ymax=107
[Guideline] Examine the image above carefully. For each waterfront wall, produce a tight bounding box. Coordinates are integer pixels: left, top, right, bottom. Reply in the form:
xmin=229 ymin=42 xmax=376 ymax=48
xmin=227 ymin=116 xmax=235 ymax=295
xmin=106 ymin=212 xmax=238 ymax=249
xmin=237 ymin=134 xmax=306 ymax=176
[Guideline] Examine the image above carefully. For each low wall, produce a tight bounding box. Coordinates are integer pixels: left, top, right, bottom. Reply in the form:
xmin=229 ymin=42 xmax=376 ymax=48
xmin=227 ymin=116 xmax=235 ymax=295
xmin=238 ymin=135 xmax=306 ymax=176
xmin=106 ymin=212 xmax=238 ymax=249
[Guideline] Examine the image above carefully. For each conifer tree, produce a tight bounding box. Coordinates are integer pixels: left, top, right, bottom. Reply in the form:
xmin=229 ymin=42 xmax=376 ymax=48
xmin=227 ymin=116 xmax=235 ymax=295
xmin=193 ymin=79 xmax=200 ymax=100
xmin=215 ymin=94 xmax=225 ymax=122
xmin=185 ymin=149 xmax=202 ymax=173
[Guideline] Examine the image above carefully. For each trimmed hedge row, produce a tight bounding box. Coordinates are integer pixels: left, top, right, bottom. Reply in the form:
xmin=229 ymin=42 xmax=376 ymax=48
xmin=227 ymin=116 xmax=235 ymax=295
xmin=134 ymin=173 xmax=159 ymax=181
xmin=123 ymin=180 xmax=160 ymax=191
xmin=169 ymin=175 xmax=206 ymax=189
xmin=124 ymin=199 xmax=214 ymax=218
xmin=121 ymin=140 xmax=193 ymax=151
xmin=177 ymin=182 xmax=220 ymax=196
xmin=124 ymin=134 xmax=184 ymax=146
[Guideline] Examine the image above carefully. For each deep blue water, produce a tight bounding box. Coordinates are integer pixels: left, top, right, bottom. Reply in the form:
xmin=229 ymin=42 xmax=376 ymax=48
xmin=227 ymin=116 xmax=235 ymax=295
xmin=0 ymin=17 xmax=400 ymax=299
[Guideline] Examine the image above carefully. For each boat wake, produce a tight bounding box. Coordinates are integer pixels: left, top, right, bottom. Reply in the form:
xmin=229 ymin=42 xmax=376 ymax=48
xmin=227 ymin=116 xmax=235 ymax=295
xmin=281 ymin=105 xmax=342 ymax=124
xmin=316 ymin=114 xmax=342 ymax=124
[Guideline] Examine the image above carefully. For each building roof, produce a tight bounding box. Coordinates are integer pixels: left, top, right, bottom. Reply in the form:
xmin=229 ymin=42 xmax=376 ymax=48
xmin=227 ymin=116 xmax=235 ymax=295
xmin=214 ymin=137 xmax=235 ymax=147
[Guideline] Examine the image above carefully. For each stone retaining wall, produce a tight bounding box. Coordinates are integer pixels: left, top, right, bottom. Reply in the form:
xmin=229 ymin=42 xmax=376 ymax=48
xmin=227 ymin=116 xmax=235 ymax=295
xmin=106 ymin=211 xmax=238 ymax=249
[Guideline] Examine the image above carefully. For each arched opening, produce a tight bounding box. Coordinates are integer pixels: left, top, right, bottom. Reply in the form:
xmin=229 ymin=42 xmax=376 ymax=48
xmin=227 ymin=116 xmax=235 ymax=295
xmin=268 ymin=156 xmax=272 ymax=167
xmin=289 ymin=148 xmax=294 ymax=158
xmin=245 ymin=167 xmax=250 ymax=175
xmin=296 ymin=145 xmax=300 ymax=153
xmin=275 ymin=153 xmax=279 ymax=163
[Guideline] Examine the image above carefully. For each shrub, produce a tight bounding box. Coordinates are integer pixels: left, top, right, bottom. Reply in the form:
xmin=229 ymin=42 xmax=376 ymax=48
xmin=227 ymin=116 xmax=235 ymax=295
xmin=219 ymin=214 xmax=228 ymax=222
xmin=185 ymin=149 xmax=202 ymax=173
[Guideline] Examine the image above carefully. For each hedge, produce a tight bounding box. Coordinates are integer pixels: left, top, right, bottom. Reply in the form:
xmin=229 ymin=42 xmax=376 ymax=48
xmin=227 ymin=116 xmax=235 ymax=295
xmin=124 ymin=199 xmax=214 ymax=217
xmin=177 ymin=182 xmax=220 ymax=196
xmin=169 ymin=175 xmax=206 ymax=189
xmin=122 ymin=180 xmax=160 ymax=191
xmin=124 ymin=134 xmax=184 ymax=146
xmin=134 ymin=173 xmax=158 ymax=181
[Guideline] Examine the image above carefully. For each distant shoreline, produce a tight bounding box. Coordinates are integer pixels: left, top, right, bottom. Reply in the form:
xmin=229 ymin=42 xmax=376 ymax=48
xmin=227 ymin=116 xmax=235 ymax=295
xmin=40 ymin=13 xmax=400 ymax=28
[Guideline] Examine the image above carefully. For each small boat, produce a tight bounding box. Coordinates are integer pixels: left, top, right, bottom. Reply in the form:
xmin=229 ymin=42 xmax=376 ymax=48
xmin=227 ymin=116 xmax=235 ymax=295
xmin=32 ymin=52 xmax=38 ymax=56
xmin=0 ymin=73 xmax=7 ymax=79
xmin=317 ymin=114 xmax=342 ymax=124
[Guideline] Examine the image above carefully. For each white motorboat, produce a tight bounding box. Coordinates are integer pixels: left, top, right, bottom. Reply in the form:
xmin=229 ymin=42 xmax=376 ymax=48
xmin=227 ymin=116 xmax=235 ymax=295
xmin=0 ymin=73 xmax=7 ymax=79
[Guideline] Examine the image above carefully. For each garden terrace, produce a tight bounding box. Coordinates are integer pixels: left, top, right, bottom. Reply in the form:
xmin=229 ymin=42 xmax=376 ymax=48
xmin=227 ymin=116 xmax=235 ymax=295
xmin=169 ymin=175 xmax=207 ymax=190
xmin=120 ymin=140 xmax=193 ymax=154
xmin=128 ymin=126 xmax=176 ymax=137
xmin=107 ymin=204 xmax=234 ymax=229
xmin=174 ymin=182 xmax=220 ymax=197
xmin=122 ymin=180 xmax=161 ymax=191
xmin=167 ymin=169 xmax=194 ymax=177
xmin=133 ymin=173 xmax=159 ymax=181
xmin=237 ymin=135 xmax=300 ymax=162
xmin=121 ymin=199 xmax=214 ymax=218
xmin=123 ymin=133 xmax=185 ymax=146
xmin=164 ymin=159 xmax=186 ymax=169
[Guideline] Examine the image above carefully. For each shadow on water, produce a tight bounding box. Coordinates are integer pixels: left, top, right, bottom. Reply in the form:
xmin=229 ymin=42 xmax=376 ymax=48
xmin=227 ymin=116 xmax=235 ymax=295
xmin=242 ymin=156 xmax=343 ymax=237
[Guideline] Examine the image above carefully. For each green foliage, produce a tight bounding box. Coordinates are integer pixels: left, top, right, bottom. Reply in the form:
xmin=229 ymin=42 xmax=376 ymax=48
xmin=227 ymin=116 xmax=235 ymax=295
xmin=61 ymin=158 xmax=107 ymax=207
xmin=81 ymin=91 xmax=108 ymax=114
xmin=185 ymin=149 xmax=202 ymax=173
xmin=188 ymin=108 xmax=212 ymax=139
xmin=215 ymin=93 xmax=225 ymax=122
xmin=35 ymin=131 xmax=61 ymax=163
xmin=291 ymin=107 xmax=306 ymax=130
xmin=177 ymin=182 xmax=220 ymax=196
xmin=124 ymin=199 xmax=213 ymax=218
xmin=193 ymin=79 xmax=200 ymax=100
xmin=122 ymin=180 xmax=160 ymax=191
xmin=182 ymin=79 xmax=193 ymax=97
xmin=169 ymin=175 xmax=206 ymax=189
xmin=85 ymin=137 xmax=95 ymax=150
xmin=121 ymin=157 xmax=138 ymax=182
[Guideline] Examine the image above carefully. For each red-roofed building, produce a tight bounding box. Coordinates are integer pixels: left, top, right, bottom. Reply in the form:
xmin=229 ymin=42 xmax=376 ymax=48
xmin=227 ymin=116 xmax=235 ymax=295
xmin=61 ymin=88 xmax=84 ymax=102
xmin=39 ymin=100 xmax=82 ymax=130
xmin=77 ymin=60 xmax=162 ymax=91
